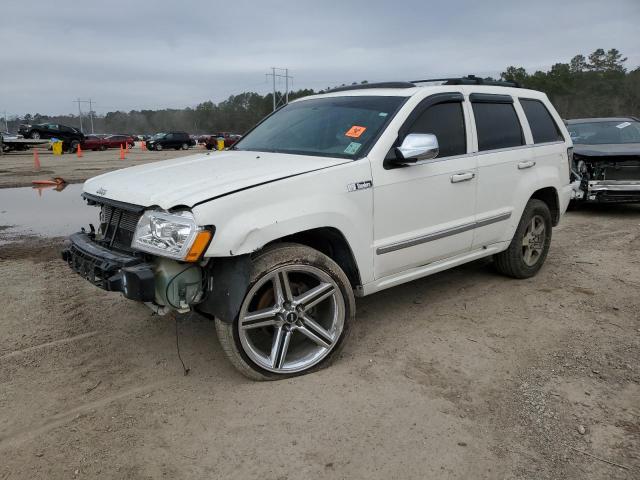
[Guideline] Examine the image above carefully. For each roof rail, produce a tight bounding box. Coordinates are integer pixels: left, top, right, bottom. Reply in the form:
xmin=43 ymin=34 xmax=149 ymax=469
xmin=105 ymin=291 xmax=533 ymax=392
xmin=324 ymin=81 xmax=415 ymax=93
xmin=411 ymin=75 xmax=520 ymax=88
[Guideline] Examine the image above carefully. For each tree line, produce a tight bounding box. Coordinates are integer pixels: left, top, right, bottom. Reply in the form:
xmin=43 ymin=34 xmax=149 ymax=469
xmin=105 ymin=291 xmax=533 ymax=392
xmin=7 ymin=49 xmax=638 ymax=136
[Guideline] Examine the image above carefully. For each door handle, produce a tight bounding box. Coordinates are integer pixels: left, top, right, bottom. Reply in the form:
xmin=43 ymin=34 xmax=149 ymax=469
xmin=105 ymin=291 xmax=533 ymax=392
xmin=450 ymin=172 xmax=475 ymax=183
xmin=518 ymin=160 xmax=536 ymax=170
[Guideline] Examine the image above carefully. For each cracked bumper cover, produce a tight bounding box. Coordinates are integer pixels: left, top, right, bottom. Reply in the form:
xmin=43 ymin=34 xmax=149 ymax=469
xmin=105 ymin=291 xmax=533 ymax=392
xmin=62 ymin=232 xmax=155 ymax=301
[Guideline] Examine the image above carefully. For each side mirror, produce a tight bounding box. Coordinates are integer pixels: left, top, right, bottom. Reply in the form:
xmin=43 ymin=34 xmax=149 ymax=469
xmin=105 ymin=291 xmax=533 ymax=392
xmin=394 ymin=133 xmax=439 ymax=165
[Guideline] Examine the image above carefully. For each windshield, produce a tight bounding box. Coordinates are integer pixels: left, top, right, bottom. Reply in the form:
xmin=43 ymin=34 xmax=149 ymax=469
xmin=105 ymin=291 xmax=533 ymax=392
xmin=568 ymin=120 xmax=640 ymax=145
xmin=233 ymin=96 xmax=406 ymax=159
xmin=151 ymin=132 xmax=166 ymax=140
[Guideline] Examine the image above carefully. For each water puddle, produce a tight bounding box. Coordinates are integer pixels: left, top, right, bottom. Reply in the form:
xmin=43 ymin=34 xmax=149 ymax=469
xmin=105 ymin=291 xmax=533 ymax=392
xmin=0 ymin=183 xmax=98 ymax=243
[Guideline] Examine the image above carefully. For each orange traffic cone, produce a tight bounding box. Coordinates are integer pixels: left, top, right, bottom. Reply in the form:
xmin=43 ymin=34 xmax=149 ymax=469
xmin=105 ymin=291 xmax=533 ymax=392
xmin=33 ymin=148 xmax=41 ymax=171
xmin=77 ymin=144 xmax=83 ymax=158
xmin=141 ymin=141 xmax=147 ymax=151
xmin=119 ymin=144 xmax=126 ymax=160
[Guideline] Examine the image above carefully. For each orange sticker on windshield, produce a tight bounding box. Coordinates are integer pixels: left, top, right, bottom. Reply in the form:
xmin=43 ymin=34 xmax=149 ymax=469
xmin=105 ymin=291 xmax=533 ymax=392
xmin=345 ymin=125 xmax=367 ymax=138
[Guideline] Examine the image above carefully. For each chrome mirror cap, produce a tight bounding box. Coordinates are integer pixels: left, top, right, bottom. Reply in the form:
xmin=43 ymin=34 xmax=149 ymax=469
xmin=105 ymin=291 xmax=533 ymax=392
xmin=396 ymin=133 xmax=439 ymax=164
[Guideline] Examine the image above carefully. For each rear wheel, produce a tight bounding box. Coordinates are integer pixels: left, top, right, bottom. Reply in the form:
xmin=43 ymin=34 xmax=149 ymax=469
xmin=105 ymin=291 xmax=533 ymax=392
xmin=99 ymin=144 xmax=107 ymax=151
xmin=494 ymin=199 xmax=552 ymax=279
xmin=215 ymin=243 xmax=355 ymax=380
xmin=68 ymin=140 xmax=79 ymax=153
xmin=181 ymin=142 xmax=189 ymax=150
xmin=30 ymin=131 xmax=40 ymax=139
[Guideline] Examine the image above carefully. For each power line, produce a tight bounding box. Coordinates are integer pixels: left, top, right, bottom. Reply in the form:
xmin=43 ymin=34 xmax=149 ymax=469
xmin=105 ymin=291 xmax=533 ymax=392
xmin=73 ymin=98 xmax=95 ymax=133
xmin=265 ymin=68 xmax=293 ymax=111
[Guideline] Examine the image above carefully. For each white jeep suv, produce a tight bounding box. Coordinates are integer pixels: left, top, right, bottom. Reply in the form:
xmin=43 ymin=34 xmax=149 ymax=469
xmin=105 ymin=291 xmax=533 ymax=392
xmin=63 ymin=77 xmax=574 ymax=380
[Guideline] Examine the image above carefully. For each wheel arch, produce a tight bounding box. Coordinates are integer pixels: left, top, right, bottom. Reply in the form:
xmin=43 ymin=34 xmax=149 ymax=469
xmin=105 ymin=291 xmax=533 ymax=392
xmin=530 ymin=186 xmax=560 ymax=226
xmin=195 ymin=226 xmax=362 ymax=324
xmin=267 ymin=227 xmax=362 ymax=288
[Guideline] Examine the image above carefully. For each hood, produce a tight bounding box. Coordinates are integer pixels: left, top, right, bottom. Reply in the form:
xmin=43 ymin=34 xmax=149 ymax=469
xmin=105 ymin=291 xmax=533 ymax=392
xmin=574 ymin=143 xmax=640 ymax=159
xmin=83 ymin=150 xmax=348 ymax=210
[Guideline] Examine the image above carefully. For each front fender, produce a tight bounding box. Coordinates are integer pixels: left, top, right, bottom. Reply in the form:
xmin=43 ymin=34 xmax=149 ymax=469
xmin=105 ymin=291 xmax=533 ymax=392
xmin=192 ymin=160 xmax=375 ymax=284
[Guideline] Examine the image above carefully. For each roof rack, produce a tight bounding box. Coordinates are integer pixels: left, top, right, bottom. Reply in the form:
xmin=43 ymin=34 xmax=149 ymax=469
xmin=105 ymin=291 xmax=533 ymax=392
xmin=411 ymin=75 xmax=520 ymax=88
xmin=324 ymin=82 xmax=415 ymax=93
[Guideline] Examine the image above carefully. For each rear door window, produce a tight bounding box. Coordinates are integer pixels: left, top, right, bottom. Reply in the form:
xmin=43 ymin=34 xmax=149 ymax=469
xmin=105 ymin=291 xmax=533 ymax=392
xmin=407 ymin=102 xmax=466 ymax=158
xmin=472 ymin=100 xmax=524 ymax=151
xmin=520 ymin=99 xmax=564 ymax=143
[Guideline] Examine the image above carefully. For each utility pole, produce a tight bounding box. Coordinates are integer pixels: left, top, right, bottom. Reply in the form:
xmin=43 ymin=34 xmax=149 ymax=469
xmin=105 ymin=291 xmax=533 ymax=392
xmin=75 ymin=99 xmax=83 ymax=133
xmin=2 ymin=111 xmax=7 ymax=132
xmin=88 ymin=98 xmax=94 ymax=134
xmin=265 ymin=68 xmax=293 ymax=111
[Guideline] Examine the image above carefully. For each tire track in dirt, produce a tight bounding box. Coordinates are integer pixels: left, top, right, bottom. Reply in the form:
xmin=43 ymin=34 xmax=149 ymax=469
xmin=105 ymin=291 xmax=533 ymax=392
xmin=0 ymin=381 xmax=169 ymax=451
xmin=0 ymin=331 xmax=100 ymax=360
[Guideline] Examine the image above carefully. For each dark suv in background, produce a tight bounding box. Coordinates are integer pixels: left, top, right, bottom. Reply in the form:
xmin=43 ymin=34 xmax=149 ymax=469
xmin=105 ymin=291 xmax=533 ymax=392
xmin=18 ymin=123 xmax=85 ymax=151
xmin=147 ymin=132 xmax=194 ymax=151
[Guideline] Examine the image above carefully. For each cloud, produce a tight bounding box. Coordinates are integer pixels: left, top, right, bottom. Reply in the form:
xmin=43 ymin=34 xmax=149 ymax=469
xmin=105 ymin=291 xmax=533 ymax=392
xmin=1 ymin=0 xmax=638 ymax=116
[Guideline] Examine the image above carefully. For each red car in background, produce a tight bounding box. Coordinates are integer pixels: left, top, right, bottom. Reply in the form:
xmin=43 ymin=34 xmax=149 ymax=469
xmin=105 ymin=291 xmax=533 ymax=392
xmin=82 ymin=134 xmax=109 ymax=151
xmin=82 ymin=134 xmax=134 ymax=151
xmin=205 ymin=132 xmax=242 ymax=150
xmin=104 ymin=134 xmax=135 ymax=149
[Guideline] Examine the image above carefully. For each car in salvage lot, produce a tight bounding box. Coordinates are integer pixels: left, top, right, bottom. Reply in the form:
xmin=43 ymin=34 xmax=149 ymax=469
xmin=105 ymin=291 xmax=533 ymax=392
xmin=146 ymin=131 xmax=195 ymax=151
xmin=104 ymin=134 xmax=135 ymax=149
xmin=18 ymin=122 xmax=85 ymax=152
xmin=62 ymin=77 xmax=573 ymax=380
xmin=567 ymin=117 xmax=640 ymax=203
xmin=82 ymin=134 xmax=109 ymax=151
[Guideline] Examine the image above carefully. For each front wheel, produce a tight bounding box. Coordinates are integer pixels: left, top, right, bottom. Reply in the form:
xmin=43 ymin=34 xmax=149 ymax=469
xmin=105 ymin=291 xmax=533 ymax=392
xmin=155 ymin=144 xmax=163 ymax=151
xmin=181 ymin=143 xmax=189 ymax=150
xmin=215 ymin=243 xmax=355 ymax=380
xmin=494 ymin=199 xmax=552 ymax=279
xmin=30 ymin=131 xmax=41 ymax=139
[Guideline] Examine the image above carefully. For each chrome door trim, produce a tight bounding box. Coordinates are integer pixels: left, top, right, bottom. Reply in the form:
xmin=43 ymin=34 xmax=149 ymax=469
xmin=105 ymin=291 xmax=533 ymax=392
xmin=376 ymin=212 xmax=512 ymax=255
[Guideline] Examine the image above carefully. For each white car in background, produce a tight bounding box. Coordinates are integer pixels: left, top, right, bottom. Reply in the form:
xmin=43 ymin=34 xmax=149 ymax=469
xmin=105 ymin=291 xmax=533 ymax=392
xmin=63 ymin=76 xmax=573 ymax=380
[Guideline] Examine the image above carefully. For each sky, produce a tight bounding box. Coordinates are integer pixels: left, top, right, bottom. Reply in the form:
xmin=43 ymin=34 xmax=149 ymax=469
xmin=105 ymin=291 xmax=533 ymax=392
xmin=1 ymin=0 xmax=638 ymax=117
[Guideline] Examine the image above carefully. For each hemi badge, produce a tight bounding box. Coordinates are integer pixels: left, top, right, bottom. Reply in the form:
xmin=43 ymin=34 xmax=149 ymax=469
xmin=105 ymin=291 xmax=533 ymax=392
xmin=96 ymin=187 xmax=107 ymax=196
xmin=347 ymin=180 xmax=373 ymax=192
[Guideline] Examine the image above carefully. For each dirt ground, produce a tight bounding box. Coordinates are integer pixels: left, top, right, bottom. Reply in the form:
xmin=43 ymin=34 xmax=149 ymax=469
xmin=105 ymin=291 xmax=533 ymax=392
xmin=0 ymin=145 xmax=203 ymax=188
xmin=0 ymin=202 xmax=638 ymax=479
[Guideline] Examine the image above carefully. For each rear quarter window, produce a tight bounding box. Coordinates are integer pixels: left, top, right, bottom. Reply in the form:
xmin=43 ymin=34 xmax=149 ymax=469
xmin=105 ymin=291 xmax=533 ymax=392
xmin=520 ymin=99 xmax=564 ymax=143
xmin=471 ymin=100 xmax=524 ymax=151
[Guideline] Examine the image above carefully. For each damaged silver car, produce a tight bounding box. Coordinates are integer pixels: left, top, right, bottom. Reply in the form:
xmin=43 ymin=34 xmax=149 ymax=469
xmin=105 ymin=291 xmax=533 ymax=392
xmin=568 ymin=117 xmax=640 ymax=203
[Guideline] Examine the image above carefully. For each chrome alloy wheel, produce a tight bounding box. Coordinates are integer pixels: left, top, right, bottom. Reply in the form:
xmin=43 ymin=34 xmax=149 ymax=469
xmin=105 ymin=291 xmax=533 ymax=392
xmin=238 ymin=265 xmax=345 ymax=374
xmin=522 ymin=214 xmax=546 ymax=266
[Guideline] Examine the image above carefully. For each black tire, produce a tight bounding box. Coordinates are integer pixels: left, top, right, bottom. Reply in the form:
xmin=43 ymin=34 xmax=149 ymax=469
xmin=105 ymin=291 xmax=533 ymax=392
xmin=29 ymin=131 xmax=40 ymax=139
xmin=494 ymin=199 xmax=552 ymax=279
xmin=215 ymin=243 xmax=356 ymax=381
xmin=99 ymin=144 xmax=107 ymax=151
xmin=206 ymin=144 xmax=213 ymax=150
xmin=68 ymin=140 xmax=79 ymax=153
xmin=155 ymin=144 xmax=163 ymax=151
xmin=181 ymin=143 xmax=189 ymax=150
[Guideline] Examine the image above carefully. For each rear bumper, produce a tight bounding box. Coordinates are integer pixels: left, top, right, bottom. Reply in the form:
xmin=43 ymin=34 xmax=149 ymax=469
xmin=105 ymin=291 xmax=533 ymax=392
xmin=62 ymin=232 xmax=155 ymax=301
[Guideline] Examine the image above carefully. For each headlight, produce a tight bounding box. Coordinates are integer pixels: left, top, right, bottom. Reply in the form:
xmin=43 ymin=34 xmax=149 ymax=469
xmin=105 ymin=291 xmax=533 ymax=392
xmin=132 ymin=210 xmax=212 ymax=261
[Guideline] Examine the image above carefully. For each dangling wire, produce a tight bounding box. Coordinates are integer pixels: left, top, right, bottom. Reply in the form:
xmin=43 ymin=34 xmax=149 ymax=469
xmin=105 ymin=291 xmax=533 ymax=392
xmin=174 ymin=314 xmax=190 ymax=376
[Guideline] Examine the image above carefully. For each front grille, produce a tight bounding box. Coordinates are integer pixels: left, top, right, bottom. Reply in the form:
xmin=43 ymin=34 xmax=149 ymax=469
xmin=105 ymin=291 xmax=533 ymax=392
xmin=99 ymin=205 xmax=142 ymax=249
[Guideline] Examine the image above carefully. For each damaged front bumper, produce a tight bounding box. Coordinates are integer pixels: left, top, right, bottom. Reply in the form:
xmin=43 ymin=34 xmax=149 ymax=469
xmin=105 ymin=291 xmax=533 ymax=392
xmin=62 ymin=232 xmax=156 ymax=301
xmin=580 ymin=180 xmax=640 ymax=203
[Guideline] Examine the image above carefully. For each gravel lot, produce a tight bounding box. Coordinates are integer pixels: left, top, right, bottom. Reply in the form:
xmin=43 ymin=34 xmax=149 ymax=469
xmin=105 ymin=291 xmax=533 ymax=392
xmin=0 ymin=155 xmax=638 ymax=479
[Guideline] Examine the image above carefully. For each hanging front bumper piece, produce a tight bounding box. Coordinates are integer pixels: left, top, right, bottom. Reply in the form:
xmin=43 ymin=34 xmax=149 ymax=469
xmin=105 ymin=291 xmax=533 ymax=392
xmin=62 ymin=232 xmax=156 ymax=301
